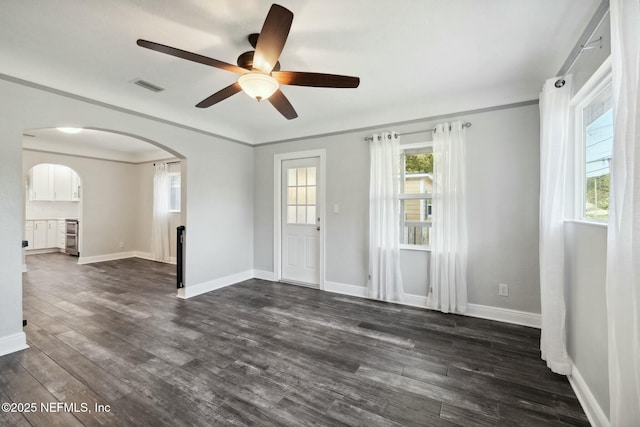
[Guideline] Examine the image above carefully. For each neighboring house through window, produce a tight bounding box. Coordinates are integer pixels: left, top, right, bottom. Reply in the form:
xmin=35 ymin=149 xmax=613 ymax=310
xmin=400 ymin=143 xmax=432 ymax=248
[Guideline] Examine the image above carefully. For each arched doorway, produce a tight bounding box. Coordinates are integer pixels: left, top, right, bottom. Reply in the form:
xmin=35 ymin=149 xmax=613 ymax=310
xmin=24 ymin=162 xmax=83 ymax=262
xmin=22 ymin=127 xmax=186 ymax=279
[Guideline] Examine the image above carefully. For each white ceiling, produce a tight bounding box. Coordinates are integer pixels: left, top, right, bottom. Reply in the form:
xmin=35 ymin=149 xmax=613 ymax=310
xmin=2 ymin=0 xmax=600 ymax=144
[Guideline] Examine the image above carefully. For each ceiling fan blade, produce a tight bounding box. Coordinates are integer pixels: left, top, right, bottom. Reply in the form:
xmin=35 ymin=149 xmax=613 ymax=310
xmin=253 ymin=4 xmax=293 ymax=73
xmin=196 ymin=83 xmax=242 ymax=108
xmin=268 ymin=89 xmax=298 ymax=120
xmin=137 ymin=39 xmax=248 ymax=75
xmin=272 ymin=71 xmax=360 ymax=88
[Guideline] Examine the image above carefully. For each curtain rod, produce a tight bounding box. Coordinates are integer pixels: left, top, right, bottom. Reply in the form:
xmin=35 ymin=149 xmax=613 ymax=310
xmin=363 ymin=122 xmax=471 ymax=142
xmin=153 ymin=160 xmax=181 ymax=166
xmin=554 ymin=0 xmax=608 ymax=88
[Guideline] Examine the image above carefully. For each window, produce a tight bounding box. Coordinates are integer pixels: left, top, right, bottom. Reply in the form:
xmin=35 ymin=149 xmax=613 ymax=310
xmin=287 ymin=166 xmax=317 ymax=224
xmin=400 ymin=144 xmax=432 ymax=248
xmin=168 ymin=172 xmax=181 ymax=212
xmin=578 ymin=79 xmax=613 ymax=221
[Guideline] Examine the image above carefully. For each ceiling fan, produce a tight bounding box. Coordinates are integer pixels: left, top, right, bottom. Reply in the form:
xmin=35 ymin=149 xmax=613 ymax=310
xmin=137 ymin=3 xmax=360 ymax=120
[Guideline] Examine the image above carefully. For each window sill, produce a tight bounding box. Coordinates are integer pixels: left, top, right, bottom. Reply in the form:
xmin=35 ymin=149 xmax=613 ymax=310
xmin=564 ymin=219 xmax=608 ymax=229
xmin=400 ymin=244 xmax=431 ymax=252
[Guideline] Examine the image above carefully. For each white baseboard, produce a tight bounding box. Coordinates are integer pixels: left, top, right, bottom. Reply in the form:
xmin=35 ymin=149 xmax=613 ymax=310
xmin=252 ymin=270 xmax=275 ymax=281
xmin=78 ymin=251 xmax=137 ymax=265
xmin=134 ymin=251 xmax=176 ymax=265
xmin=25 ymin=248 xmax=61 ymax=255
xmin=465 ymin=303 xmax=541 ymax=328
xmin=323 ymin=281 xmax=429 ymax=309
xmin=324 ymin=281 xmax=541 ymax=328
xmin=22 ymin=263 xmax=27 ymax=273
xmin=178 ymin=270 xmax=253 ymax=299
xmin=402 ymin=293 xmax=430 ymax=308
xmin=568 ymin=361 xmax=610 ymax=427
xmin=324 ymin=280 xmax=368 ymax=298
xmin=0 ymin=332 xmax=29 ymax=357
xmin=78 ymin=251 xmax=176 ymax=265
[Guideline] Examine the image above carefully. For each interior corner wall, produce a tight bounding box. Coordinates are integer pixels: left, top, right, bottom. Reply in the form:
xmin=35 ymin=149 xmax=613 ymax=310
xmin=254 ymin=102 xmax=542 ymax=314
xmin=0 ymin=77 xmax=254 ymax=356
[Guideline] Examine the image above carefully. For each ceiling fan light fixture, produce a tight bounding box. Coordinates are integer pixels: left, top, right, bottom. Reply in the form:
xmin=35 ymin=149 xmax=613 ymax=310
xmin=238 ymin=72 xmax=279 ymax=101
xmin=57 ymin=127 xmax=83 ymax=134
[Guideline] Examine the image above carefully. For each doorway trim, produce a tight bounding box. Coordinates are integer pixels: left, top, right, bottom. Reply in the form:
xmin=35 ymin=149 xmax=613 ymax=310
xmin=273 ymin=149 xmax=326 ymax=290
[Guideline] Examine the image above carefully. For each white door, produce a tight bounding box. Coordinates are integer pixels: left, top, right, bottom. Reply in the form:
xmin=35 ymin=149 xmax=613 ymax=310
xmin=281 ymin=157 xmax=320 ymax=286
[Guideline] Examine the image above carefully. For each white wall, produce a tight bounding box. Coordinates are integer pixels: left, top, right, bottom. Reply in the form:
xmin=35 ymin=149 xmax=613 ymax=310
xmin=254 ymin=102 xmax=542 ymax=314
xmin=0 ymin=77 xmax=254 ymax=355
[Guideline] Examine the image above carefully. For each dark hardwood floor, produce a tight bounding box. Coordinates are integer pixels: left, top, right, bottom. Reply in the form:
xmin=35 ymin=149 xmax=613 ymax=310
xmin=0 ymin=253 xmax=588 ymax=426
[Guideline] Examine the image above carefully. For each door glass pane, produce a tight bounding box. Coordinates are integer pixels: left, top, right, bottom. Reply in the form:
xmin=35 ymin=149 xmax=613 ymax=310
xmin=307 ymin=167 xmax=316 ymax=186
xmin=287 ymin=187 xmax=297 ymax=204
xmin=307 ymin=186 xmax=316 ymax=205
xmin=287 ymin=206 xmax=297 ymax=223
xmin=288 ymin=168 xmax=296 ymax=186
xmin=297 ymin=167 xmax=307 ymax=186
xmin=297 ymin=187 xmax=307 ymax=205
xmin=307 ymin=206 xmax=316 ymax=224
xmin=297 ymin=206 xmax=306 ymax=223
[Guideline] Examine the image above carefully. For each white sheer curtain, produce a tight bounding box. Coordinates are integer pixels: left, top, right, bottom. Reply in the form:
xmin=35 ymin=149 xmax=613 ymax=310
xmin=538 ymin=76 xmax=572 ymax=375
xmin=607 ymin=1 xmax=640 ymax=424
xmin=368 ymin=132 xmax=403 ymax=302
xmin=151 ymin=162 xmax=171 ymax=262
xmin=429 ymin=121 xmax=468 ymax=314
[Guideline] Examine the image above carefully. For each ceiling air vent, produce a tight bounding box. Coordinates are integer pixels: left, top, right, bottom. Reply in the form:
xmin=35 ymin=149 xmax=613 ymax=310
xmin=132 ymin=79 xmax=165 ymax=93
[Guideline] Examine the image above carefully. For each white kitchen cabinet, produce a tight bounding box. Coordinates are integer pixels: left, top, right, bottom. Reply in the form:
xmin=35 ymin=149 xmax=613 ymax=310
xmin=46 ymin=220 xmax=58 ymax=248
xmin=30 ymin=164 xmax=53 ymax=201
xmin=57 ymin=220 xmax=66 ymax=249
xmin=53 ymin=165 xmax=72 ymax=201
xmin=24 ymin=221 xmax=34 ymax=249
xmin=32 ymin=220 xmax=48 ymax=249
xmin=29 ymin=163 xmax=80 ymax=202
xmin=71 ymin=171 xmax=81 ymax=201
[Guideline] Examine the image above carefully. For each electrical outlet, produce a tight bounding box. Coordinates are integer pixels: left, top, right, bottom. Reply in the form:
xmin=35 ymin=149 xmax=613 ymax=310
xmin=498 ymin=283 xmax=509 ymax=297
xmin=119 ymin=241 xmax=124 ymax=248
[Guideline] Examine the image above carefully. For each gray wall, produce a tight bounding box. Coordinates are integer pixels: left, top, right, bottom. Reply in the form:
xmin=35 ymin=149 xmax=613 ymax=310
xmin=565 ymin=222 xmax=609 ymax=416
xmin=254 ymin=102 xmax=542 ymax=313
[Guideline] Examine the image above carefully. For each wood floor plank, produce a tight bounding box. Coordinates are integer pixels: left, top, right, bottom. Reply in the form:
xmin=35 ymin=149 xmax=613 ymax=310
xmin=17 ymin=348 xmax=87 ymax=401
xmin=0 ymin=253 xmax=589 ymax=426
